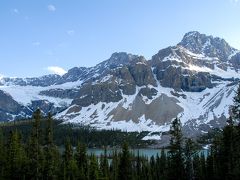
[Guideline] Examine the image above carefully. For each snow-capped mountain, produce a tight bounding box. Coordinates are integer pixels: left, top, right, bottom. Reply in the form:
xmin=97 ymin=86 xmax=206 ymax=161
xmin=0 ymin=31 xmax=240 ymax=140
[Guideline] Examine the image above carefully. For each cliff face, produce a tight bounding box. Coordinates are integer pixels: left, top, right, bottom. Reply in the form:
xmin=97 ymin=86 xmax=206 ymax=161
xmin=0 ymin=31 xmax=240 ymax=140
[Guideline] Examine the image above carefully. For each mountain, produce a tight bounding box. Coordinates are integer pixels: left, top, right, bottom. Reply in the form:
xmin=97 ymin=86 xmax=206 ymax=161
xmin=0 ymin=31 xmax=240 ymax=141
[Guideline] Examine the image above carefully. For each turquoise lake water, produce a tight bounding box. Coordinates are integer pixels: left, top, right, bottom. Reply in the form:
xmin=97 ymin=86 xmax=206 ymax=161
xmin=87 ymin=148 xmax=209 ymax=158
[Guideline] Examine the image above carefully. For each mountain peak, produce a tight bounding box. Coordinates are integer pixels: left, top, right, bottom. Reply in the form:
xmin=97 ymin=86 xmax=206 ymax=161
xmin=182 ymin=31 xmax=202 ymax=38
xmin=178 ymin=31 xmax=235 ymax=61
xmin=96 ymin=52 xmax=138 ymax=69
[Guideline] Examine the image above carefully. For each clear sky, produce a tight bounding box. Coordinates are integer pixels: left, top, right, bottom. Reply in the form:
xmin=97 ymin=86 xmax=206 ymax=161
xmin=0 ymin=0 xmax=240 ymax=77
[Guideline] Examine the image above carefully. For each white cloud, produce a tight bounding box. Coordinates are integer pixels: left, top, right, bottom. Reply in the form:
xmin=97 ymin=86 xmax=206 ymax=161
xmin=46 ymin=66 xmax=67 ymax=75
xmin=32 ymin=41 xmax=40 ymax=46
xmin=67 ymin=30 xmax=75 ymax=36
xmin=47 ymin=4 xmax=56 ymax=12
xmin=230 ymin=0 xmax=239 ymax=3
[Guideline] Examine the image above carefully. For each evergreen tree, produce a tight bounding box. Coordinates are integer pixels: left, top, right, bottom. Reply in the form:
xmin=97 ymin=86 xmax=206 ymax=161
xmin=229 ymin=84 xmax=240 ymax=178
xmin=0 ymin=128 xmax=6 ymax=178
xmin=200 ymin=153 xmax=207 ymax=180
xmin=89 ymin=154 xmax=99 ymax=180
xmin=135 ymin=151 xmax=141 ymax=180
xmin=27 ymin=109 xmax=43 ymax=179
xmin=168 ymin=117 xmax=185 ymax=180
xmin=118 ymin=142 xmax=132 ymax=180
xmin=192 ymin=154 xmax=201 ymax=180
xmin=6 ymin=130 xmax=27 ymax=179
xmin=110 ymin=149 xmax=119 ymax=180
xmin=75 ymin=141 xmax=88 ymax=179
xmin=100 ymin=147 xmax=109 ymax=180
xmin=206 ymin=152 xmax=214 ymax=179
xmin=44 ymin=113 xmax=60 ymax=180
xmin=150 ymin=155 xmax=156 ymax=179
xmin=63 ymin=137 xmax=78 ymax=180
xmin=184 ymin=138 xmax=198 ymax=180
xmin=159 ymin=149 xmax=167 ymax=180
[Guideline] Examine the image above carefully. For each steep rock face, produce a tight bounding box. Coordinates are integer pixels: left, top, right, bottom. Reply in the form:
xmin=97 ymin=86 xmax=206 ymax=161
xmin=155 ymin=65 xmax=213 ymax=92
xmin=72 ymin=81 xmax=122 ymax=107
xmin=229 ymin=52 xmax=240 ymax=70
xmin=0 ymin=90 xmax=23 ymax=113
xmin=152 ymin=46 xmax=214 ymax=91
xmin=178 ymin=31 xmax=236 ymax=61
xmin=59 ymin=67 xmax=89 ymax=83
xmin=112 ymin=66 xmax=136 ymax=95
xmin=128 ymin=56 xmax=157 ymax=87
xmin=70 ymin=55 xmax=157 ymax=108
xmin=39 ymin=88 xmax=80 ymax=99
xmin=1 ymin=31 xmax=240 ymax=141
xmin=30 ymin=100 xmax=65 ymax=115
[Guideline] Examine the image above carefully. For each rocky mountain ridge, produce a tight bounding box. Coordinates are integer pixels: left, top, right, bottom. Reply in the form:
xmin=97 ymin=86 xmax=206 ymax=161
xmin=0 ymin=31 xmax=240 ymax=140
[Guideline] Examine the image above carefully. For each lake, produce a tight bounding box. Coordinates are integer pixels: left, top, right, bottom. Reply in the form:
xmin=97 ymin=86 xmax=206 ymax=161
xmin=87 ymin=148 xmax=209 ymax=158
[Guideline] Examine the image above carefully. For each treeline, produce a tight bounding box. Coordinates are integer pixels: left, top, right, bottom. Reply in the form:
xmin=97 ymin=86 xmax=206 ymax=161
xmin=0 ymin=113 xmax=240 ymax=179
xmin=0 ymin=119 xmax=152 ymax=148
xmin=0 ymin=86 xmax=240 ymax=179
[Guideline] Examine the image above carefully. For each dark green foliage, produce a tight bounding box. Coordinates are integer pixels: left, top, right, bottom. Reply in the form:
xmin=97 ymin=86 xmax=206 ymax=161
xmin=184 ymin=138 xmax=198 ymax=180
xmin=5 ymin=130 xmax=27 ymax=179
xmin=89 ymin=154 xmax=99 ymax=180
xmin=100 ymin=147 xmax=109 ymax=179
xmin=44 ymin=113 xmax=60 ymax=179
xmin=63 ymin=137 xmax=78 ymax=180
xmin=118 ymin=142 xmax=132 ymax=180
xmin=75 ymin=142 xmax=88 ymax=179
xmin=0 ymin=119 xmax=152 ymax=148
xmin=168 ymin=117 xmax=185 ymax=180
xmin=0 ymin=128 xmax=6 ymax=178
xmin=1 ymin=85 xmax=240 ymax=179
xmin=27 ymin=109 xmax=43 ymax=179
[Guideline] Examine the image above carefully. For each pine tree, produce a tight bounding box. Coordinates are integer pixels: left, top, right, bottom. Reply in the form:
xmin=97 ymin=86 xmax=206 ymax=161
xmin=44 ymin=113 xmax=60 ymax=180
xmin=184 ymin=138 xmax=198 ymax=180
xmin=150 ymin=155 xmax=156 ymax=179
xmin=168 ymin=117 xmax=185 ymax=180
xmin=229 ymin=84 xmax=240 ymax=178
xmin=206 ymin=152 xmax=214 ymax=179
xmin=6 ymin=130 xmax=27 ymax=179
xmin=159 ymin=148 xmax=167 ymax=179
xmin=63 ymin=137 xmax=78 ymax=180
xmin=192 ymin=154 xmax=201 ymax=180
xmin=135 ymin=151 xmax=141 ymax=180
xmin=0 ymin=128 xmax=6 ymax=179
xmin=75 ymin=141 xmax=88 ymax=179
xmin=100 ymin=147 xmax=109 ymax=180
xmin=110 ymin=149 xmax=119 ymax=180
xmin=27 ymin=109 xmax=43 ymax=179
xmin=200 ymin=153 xmax=207 ymax=180
xmin=118 ymin=142 xmax=132 ymax=180
xmin=89 ymin=154 xmax=99 ymax=180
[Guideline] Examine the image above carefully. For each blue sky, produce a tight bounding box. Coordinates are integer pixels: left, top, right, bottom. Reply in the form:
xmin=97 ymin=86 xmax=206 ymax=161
xmin=0 ymin=0 xmax=240 ymax=77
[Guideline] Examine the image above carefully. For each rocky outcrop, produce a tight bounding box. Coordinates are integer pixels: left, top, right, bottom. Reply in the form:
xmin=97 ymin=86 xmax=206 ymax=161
xmin=72 ymin=82 xmax=122 ymax=107
xmin=229 ymin=52 xmax=240 ymax=70
xmin=40 ymin=88 xmax=80 ymax=99
xmin=0 ymin=90 xmax=23 ymax=114
xmin=128 ymin=56 xmax=157 ymax=87
xmin=178 ymin=31 xmax=236 ymax=61
xmin=108 ymin=94 xmax=183 ymax=125
xmin=0 ymin=31 xmax=240 ymax=141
